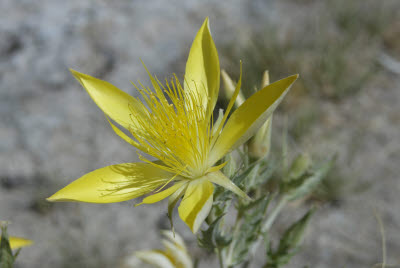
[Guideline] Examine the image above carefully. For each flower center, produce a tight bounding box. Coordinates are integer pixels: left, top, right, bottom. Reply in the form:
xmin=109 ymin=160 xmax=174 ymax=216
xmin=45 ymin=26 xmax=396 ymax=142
xmin=128 ymin=73 xmax=215 ymax=179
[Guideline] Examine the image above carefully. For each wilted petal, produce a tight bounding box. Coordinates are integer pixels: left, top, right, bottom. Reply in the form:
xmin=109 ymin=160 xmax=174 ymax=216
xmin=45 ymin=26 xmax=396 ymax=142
xmin=209 ymin=75 xmax=298 ymax=165
xmin=162 ymin=238 xmax=193 ymax=268
xmin=9 ymin=236 xmax=33 ymax=250
xmin=161 ymin=230 xmax=187 ymax=250
xmin=135 ymin=250 xmax=175 ymax=268
xmin=47 ymin=163 xmax=173 ymax=203
xmin=184 ymin=18 xmax=220 ymax=116
xmin=178 ymin=178 xmax=214 ymax=233
xmin=70 ymin=69 xmax=145 ymax=131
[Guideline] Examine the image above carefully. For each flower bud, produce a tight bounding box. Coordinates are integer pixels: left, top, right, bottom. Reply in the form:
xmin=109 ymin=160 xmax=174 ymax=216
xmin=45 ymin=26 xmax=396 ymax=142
xmin=288 ymin=153 xmax=312 ymax=181
xmin=248 ymin=70 xmax=273 ymax=159
xmin=221 ymin=69 xmax=245 ymax=108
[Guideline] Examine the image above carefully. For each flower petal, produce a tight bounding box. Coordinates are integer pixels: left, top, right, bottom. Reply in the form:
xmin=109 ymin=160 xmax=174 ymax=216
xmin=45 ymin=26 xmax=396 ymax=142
xmin=106 ymin=117 xmax=142 ymax=148
xmin=184 ymin=18 xmax=220 ymax=116
xmin=47 ymin=163 xmax=173 ymax=203
xmin=137 ymin=181 xmax=187 ymax=206
xmin=9 ymin=237 xmax=33 ymax=250
xmin=70 ymin=69 xmax=145 ymax=131
xmin=135 ymin=250 xmax=175 ymax=268
xmin=178 ymin=178 xmax=214 ymax=233
xmin=209 ymin=75 xmax=298 ymax=165
xmin=206 ymin=171 xmax=250 ymax=200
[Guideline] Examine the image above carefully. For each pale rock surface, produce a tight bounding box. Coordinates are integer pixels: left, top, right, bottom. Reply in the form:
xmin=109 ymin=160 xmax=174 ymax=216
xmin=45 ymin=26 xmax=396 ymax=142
xmin=0 ymin=0 xmax=399 ymax=268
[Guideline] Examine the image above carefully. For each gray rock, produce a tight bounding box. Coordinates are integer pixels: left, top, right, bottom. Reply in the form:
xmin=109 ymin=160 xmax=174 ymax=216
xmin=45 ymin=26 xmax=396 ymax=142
xmin=1 ymin=0 xmax=399 ymax=267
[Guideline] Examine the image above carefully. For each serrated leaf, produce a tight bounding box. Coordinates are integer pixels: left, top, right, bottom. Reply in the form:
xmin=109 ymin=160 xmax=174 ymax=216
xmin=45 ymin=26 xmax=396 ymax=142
xmin=243 ymin=163 xmax=261 ymax=191
xmin=284 ymin=158 xmax=333 ymax=201
xmin=278 ymin=208 xmax=315 ymax=251
xmin=222 ymin=153 xmax=237 ymax=179
xmin=229 ymin=196 xmax=271 ymax=265
xmin=215 ymin=233 xmax=232 ymax=249
xmin=265 ymin=208 xmax=315 ymax=267
xmin=197 ymin=214 xmax=231 ymax=250
xmin=248 ymin=158 xmax=277 ymax=191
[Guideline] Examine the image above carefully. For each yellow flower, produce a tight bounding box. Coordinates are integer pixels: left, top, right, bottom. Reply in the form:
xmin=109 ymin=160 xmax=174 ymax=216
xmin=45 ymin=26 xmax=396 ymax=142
xmin=47 ymin=18 xmax=298 ymax=233
xmin=133 ymin=231 xmax=192 ymax=268
xmin=8 ymin=237 xmax=33 ymax=250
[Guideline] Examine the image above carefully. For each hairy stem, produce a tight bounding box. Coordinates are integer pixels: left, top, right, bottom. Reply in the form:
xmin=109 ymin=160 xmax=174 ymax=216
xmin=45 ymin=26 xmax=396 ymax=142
xmin=250 ymin=196 xmax=288 ymax=257
xmin=226 ymin=211 xmax=243 ymax=266
xmin=217 ymin=247 xmax=226 ymax=268
xmin=262 ymin=197 xmax=288 ymax=232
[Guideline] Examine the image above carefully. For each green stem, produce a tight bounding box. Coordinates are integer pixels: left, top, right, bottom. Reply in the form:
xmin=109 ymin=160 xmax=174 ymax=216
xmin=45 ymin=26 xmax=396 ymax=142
xmin=262 ymin=197 xmax=288 ymax=232
xmin=217 ymin=247 xmax=226 ymax=268
xmin=226 ymin=212 xmax=242 ymax=266
xmin=250 ymin=196 xmax=288 ymax=257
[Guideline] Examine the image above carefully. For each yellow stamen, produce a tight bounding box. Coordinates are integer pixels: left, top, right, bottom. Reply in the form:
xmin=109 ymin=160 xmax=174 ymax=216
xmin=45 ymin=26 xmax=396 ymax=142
xmin=127 ymin=71 xmax=214 ymax=179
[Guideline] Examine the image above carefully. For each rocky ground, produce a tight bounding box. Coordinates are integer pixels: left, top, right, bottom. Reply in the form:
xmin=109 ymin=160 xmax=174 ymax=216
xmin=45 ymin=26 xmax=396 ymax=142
xmin=1 ymin=0 xmax=399 ymax=267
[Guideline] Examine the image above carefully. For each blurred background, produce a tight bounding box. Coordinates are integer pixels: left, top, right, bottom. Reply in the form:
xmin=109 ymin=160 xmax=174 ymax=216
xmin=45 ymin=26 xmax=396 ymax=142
xmin=1 ymin=0 xmax=399 ymax=267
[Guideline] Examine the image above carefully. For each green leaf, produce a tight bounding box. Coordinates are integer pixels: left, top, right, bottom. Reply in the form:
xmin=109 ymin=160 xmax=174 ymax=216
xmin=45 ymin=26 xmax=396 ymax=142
xmin=0 ymin=225 xmax=15 ymax=268
xmin=243 ymin=163 xmax=261 ymax=191
xmin=222 ymin=153 xmax=237 ymax=179
xmin=244 ymin=158 xmax=277 ymax=192
xmin=265 ymin=208 xmax=315 ymax=267
xmin=197 ymin=214 xmax=231 ymax=250
xmin=278 ymin=209 xmax=315 ymax=252
xmin=230 ymin=196 xmax=271 ymax=265
xmin=284 ymin=158 xmax=334 ymax=201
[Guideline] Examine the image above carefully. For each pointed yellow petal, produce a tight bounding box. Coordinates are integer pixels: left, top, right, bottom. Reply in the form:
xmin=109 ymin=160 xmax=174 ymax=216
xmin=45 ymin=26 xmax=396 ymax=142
xmin=178 ymin=178 xmax=214 ymax=233
xmin=9 ymin=236 xmax=33 ymax=250
xmin=206 ymin=171 xmax=250 ymax=200
xmin=138 ymin=181 xmax=187 ymax=206
xmin=47 ymin=163 xmax=173 ymax=203
xmin=106 ymin=117 xmax=143 ymax=149
xmin=184 ymin=18 xmax=220 ymax=116
xmin=70 ymin=69 xmax=145 ymax=131
xmin=211 ymin=108 xmax=224 ymax=136
xmin=135 ymin=250 xmax=175 ymax=268
xmin=211 ymin=62 xmax=242 ymax=143
xmin=209 ymin=75 xmax=298 ymax=165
